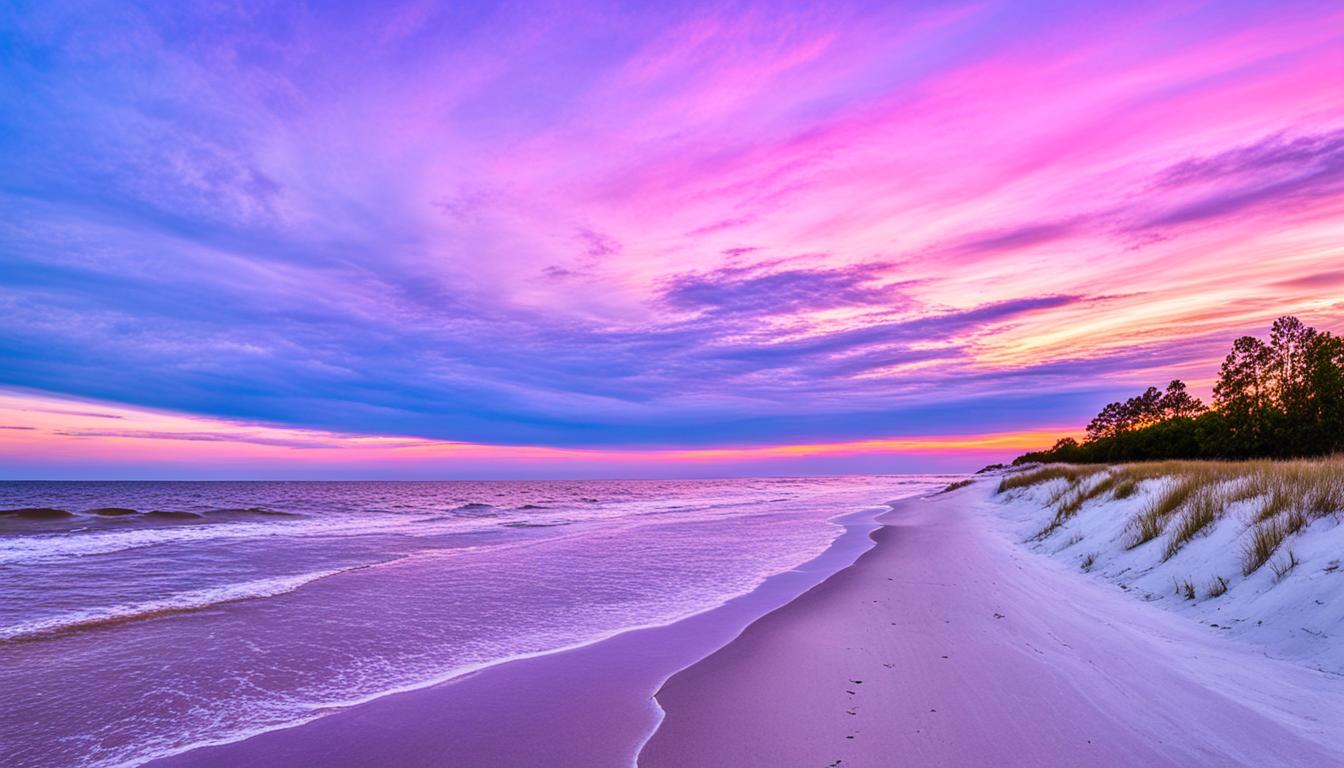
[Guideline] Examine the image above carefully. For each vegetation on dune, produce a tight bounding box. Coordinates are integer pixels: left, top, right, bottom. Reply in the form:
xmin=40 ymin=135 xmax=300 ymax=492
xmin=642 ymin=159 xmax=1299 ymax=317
xmin=938 ymin=478 xmax=976 ymax=494
xmin=1206 ymin=575 xmax=1229 ymax=598
xmin=989 ymin=317 xmax=1343 ymax=588
xmin=1111 ymin=477 xmax=1138 ymax=499
xmin=1016 ymin=317 xmax=1344 ymax=465
xmin=1163 ymin=488 xmax=1219 ymax=560
xmin=998 ymin=456 xmax=1343 ymax=577
xmin=996 ymin=465 xmax=1106 ymax=494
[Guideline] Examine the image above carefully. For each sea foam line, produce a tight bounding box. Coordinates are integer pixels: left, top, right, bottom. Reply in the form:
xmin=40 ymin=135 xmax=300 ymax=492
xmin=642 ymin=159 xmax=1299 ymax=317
xmin=0 ymin=514 xmax=463 ymax=565
xmin=0 ymin=568 xmax=353 ymax=642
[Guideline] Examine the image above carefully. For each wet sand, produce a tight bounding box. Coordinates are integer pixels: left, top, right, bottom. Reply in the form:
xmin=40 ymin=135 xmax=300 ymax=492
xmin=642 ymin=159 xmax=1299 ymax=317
xmin=640 ymin=488 xmax=1344 ymax=767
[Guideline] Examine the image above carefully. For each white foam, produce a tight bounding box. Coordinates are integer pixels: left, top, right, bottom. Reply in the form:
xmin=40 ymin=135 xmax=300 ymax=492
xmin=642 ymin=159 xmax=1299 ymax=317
xmin=0 ymin=513 xmax=467 ymax=565
xmin=0 ymin=568 xmax=353 ymax=641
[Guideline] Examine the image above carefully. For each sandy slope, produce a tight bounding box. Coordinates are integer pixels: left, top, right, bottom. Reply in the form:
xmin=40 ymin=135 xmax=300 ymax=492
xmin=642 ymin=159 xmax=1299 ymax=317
xmin=640 ymin=485 xmax=1344 ymax=767
xmin=998 ymin=471 xmax=1344 ymax=675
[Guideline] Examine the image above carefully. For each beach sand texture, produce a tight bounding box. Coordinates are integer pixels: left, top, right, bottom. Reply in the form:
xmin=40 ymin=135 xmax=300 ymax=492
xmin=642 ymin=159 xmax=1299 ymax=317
xmin=642 ymin=489 xmax=1344 ymax=767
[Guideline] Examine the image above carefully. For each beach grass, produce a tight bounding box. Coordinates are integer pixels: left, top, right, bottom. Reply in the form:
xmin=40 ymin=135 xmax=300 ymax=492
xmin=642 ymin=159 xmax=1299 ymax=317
xmin=1206 ymin=575 xmax=1229 ymax=598
xmin=939 ymin=478 xmax=975 ymax=494
xmin=1163 ymin=488 xmax=1219 ymax=560
xmin=1012 ymin=457 xmax=1343 ymax=578
xmin=1269 ymin=550 xmax=1301 ymax=581
xmin=997 ymin=465 xmax=1106 ymax=494
xmin=1112 ymin=477 xmax=1138 ymax=499
xmin=1127 ymin=476 xmax=1200 ymax=549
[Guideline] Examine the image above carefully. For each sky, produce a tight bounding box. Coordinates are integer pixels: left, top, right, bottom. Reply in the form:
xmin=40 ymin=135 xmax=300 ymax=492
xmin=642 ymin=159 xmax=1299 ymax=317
xmin=0 ymin=0 xmax=1341 ymax=479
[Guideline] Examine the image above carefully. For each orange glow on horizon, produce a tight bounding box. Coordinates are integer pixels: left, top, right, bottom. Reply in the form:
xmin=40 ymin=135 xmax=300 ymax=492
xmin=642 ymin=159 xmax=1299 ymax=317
xmin=0 ymin=390 xmax=1068 ymax=471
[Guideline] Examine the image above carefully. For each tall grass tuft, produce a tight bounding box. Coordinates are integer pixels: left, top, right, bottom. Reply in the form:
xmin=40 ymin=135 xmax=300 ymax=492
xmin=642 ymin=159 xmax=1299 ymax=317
xmin=1270 ymin=550 xmax=1301 ymax=581
xmin=1127 ymin=477 xmax=1201 ymax=549
xmin=1254 ymin=485 xmax=1293 ymax=522
xmin=1174 ymin=578 xmax=1197 ymax=600
xmin=1206 ymin=575 xmax=1229 ymax=598
xmin=1163 ymin=488 xmax=1220 ymax=560
xmin=1035 ymin=472 xmax=1120 ymax=539
xmin=1242 ymin=515 xmax=1302 ymax=575
xmin=1305 ymin=476 xmax=1344 ymax=519
xmin=1112 ymin=477 xmax=1138 ymax=499
xmin=1060 ymin=474 xmax=1119 ymax=519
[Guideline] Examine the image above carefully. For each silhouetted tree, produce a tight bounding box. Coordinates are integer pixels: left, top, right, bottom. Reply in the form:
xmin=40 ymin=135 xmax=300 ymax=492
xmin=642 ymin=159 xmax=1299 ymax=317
xmin=1014 ymin=316 xmax=1343 ymax=465
xmin=1214 ymin=334 xmax=1275 ymax=457
xmin=1158 ymin=379 xmax=1205 ymax=419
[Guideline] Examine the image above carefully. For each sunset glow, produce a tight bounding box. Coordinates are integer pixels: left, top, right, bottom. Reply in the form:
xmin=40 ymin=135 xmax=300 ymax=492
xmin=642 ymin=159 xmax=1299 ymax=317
xmin=2 ymin=0 xmax=1341 ymax=477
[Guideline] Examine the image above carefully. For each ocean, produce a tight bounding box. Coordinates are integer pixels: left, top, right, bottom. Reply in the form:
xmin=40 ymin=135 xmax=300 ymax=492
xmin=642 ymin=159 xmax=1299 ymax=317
xmin=0 ymin=476 xmax=951 ymax=767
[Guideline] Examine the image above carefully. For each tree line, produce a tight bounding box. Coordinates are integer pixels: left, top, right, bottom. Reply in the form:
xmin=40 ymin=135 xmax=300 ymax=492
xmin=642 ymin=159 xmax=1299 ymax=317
xmin=1015 ymin=316 xmax=1344 ymax=464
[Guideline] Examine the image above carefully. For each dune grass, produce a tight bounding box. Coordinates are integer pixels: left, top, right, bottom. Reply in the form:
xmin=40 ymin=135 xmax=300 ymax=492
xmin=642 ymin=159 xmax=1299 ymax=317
xmin=1162 ymin=487 xmax=1220 ymax=560
xmin=1035 ymin=472 xmax=1120 ymax=539
xmin=1242 ymin=509 xmax=1308 ymax=575
xmin=1112 ymin=477 xmax=1139 ymax=499
xmin=996 ymin=465 xmax=1106 ymax=494
xmin=939 ymin=478 xmax=975 ymax=494
xmin=1206 ymin=575 xmax=1229 ymax=598
xmin=1059 ymin=474 xmax=1119 ymax=518
xmin=1012 ymin=457 xmax=1343 ymax=583
xmin=1174 ymin=578 xmax=1197 ymax=600
xmin=1127 ymin=476 xmax=1201 ymax=549
xmin=1270 ymin=550 xmax=1301 ymax=581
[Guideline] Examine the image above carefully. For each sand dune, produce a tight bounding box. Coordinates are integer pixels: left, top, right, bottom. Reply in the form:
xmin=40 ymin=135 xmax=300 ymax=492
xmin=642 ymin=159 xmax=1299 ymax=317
xmin=642 ymin=484 xmax=1344 ymax=767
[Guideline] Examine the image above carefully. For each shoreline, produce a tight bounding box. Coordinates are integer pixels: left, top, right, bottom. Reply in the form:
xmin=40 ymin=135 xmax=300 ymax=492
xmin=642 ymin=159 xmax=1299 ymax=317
xmin=150 ymin=499 xmax=905 ymax=767
xmin=641 ymin=483 xmax=1344 ymax=766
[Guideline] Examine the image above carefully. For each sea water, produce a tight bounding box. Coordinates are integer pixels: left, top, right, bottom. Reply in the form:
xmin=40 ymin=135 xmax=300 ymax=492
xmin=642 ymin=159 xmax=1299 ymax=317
xmin=0 ymin=476 xmax=950 ymax=766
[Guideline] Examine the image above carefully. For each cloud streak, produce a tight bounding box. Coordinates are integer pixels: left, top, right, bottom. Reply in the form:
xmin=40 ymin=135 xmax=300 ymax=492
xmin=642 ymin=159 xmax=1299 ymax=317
xmin=0 ymin=0 xmax=1341 ymax=474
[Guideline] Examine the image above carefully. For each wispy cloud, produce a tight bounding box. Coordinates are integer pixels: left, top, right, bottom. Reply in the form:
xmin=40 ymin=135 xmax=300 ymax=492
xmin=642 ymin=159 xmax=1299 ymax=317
xmin=0 ymin=0 xmax=1340 ymax=474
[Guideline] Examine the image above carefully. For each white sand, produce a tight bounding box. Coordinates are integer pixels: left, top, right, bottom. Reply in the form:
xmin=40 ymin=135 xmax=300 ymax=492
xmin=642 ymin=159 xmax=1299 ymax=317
xmin=641 ymin=483 xmax=1344 ymax=767
xmin=998 ymin=470 xmax=1344 ymax=674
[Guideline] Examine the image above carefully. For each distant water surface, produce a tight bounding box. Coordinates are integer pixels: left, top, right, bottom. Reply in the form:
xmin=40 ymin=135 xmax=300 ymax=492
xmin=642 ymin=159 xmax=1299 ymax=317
xmin=0 ymin=476 xmax=950 ymax=767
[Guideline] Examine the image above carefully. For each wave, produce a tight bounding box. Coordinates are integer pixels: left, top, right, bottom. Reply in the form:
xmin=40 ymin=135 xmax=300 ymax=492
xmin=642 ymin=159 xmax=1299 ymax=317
xmin=0 ymin=515 xmax=430 ymax=566
xmin=452 ymin=503 xmax=498 ymax=517
xmin=499 ymin=520 xmax=571 ymax=528
xmin=1 ymin=506 xmax=295 ymax=532
xmin=143 ymin=510 xmax=205 ymax=521
xmin=0 ymin=507 xmax=73 ymax=519
xmin=0 ymin=568 xmax=354 ymax=643
xmin=124 ymin=502 xmax=900 ymax=768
